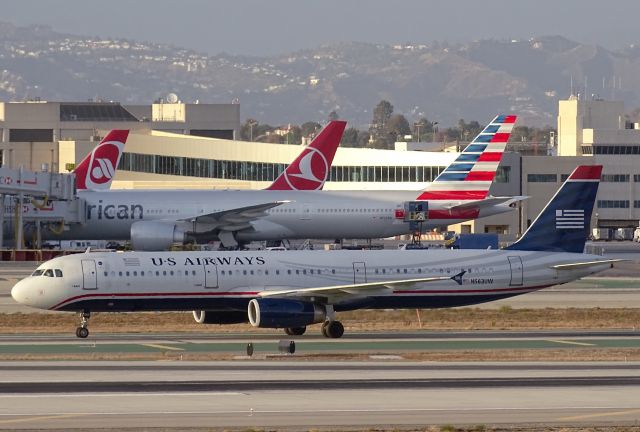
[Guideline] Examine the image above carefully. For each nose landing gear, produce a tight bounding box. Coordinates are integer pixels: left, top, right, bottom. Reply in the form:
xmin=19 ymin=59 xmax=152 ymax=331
xmin=75 ymin=311 xmax=90 ymax=338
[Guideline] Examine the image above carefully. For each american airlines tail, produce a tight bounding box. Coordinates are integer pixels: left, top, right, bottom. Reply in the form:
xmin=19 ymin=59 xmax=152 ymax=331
xmin=507 ymin=165 xmax=602 ymax=253
xmin=266 ymin=120 xmax=347 ymax=191
xmin=417 ymin=115 xmax=517 ymax=201
xmin=75 ymin=130 xmax=129 ymax=191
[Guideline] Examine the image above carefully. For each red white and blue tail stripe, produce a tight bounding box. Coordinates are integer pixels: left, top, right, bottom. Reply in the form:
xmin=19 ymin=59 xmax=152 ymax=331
xmin=417 ymin=115 xmax=517 ymax=201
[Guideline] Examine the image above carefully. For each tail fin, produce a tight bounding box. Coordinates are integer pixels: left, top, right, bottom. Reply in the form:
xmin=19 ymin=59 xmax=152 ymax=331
xmin=266 ymin=120 xmax=346 ymax=191
xmin=75 ymin=130 xmax=129 ymax=191
xmin=506 ymin=165 xmax=602 ymax=253
xmin=417 ymin=115 xmax=517 ymax=201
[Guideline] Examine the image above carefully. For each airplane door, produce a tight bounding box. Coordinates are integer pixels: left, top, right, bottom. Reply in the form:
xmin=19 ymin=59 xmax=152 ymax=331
xmin=508 ymin=256 xmax=523 ymax=286
xmin=81 ymin=259 xmax=97 ymax=290
xmin=353 ymin=262 xmax=367 ymax=284
xmin=204 ymin=263 xmax=219 ymax=288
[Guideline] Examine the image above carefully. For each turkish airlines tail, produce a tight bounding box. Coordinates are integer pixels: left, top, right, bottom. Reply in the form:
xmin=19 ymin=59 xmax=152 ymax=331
xmin=266 ymin=120 xmax=347 ymax=191
xmin=416 ymin=115 xmax=517 ymax=201
xmin=75 ymin=130 xmax=129 ymax=191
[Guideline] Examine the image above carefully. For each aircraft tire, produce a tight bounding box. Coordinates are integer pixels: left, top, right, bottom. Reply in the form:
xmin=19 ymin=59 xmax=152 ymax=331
xmin=288 ymin=327 xmax=306 ymax=336
xmin=76 ymin=327 xmax=89 ymax=339
xmin=321 ymin=321 xmax=329 ymax=337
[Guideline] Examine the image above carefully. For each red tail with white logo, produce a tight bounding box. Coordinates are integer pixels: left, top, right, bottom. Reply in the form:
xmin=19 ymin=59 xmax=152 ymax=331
xmin=75 ymin=130 xmax=129 ymax=191
xmin=266 ymin=120 xmax=346 ymax=191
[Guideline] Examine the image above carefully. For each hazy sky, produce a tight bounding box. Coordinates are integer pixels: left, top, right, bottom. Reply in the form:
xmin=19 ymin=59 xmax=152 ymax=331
xmin=3 ymin=0 xmax=640 ymax=56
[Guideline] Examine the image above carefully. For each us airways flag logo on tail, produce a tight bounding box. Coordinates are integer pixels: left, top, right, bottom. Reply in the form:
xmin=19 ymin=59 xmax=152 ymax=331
xmin=75 ymin=130 xmax=129 ymax=191
xmin=555 ymin=209 xmax=585 ymax=229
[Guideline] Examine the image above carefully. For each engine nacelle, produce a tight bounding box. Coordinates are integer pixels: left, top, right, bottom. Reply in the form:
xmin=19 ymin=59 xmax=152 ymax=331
xmin=192 ymin=310 xmax=247 ymax=324
xmin=130 ymin=221 xmax=186 ymax=251
xmin=248 ymin=298 xmax=326 ymax=328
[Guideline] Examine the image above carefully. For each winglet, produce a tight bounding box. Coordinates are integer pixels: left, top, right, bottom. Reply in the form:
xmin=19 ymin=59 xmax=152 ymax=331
xmin=75 ymin=130 xmax=129 ymax=191
xmin=266 ymin=120 xmax=346 ymax=191
xmin=417 ymin=115 xmax=517 ymax=201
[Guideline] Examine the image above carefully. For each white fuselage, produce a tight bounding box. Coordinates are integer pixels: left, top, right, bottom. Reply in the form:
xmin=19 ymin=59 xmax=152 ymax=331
xmin=12 ymin=249 xmax=608 ymax=313
xmin=37 ymin=189 xmax=511 ymax=242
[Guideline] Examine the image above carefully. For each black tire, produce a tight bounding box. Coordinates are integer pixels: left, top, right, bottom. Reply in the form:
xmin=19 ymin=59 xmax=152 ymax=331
xmin=289 ymin=327 xmax=306 ymax=336
xmin=326 ymin=321 xmax=344 ymax=339
xmin=75 ymin=328 xmax=81 ymax=338
xmin=77 ymin=327 xmax=89 ymax=339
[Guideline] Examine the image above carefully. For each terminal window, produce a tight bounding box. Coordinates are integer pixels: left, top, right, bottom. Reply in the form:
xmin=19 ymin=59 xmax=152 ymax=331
xmin=527 ymin=174 xmax=557 ymax=182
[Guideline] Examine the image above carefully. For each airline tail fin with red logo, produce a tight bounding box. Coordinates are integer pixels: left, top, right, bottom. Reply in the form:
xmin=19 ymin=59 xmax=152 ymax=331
xmin=416 ymin=115 xmax=517 ymax=201
xmin=266 ymin=120 xmax=346 ymax=191
xmin=75 ymin=130 xmax=129 ymax=191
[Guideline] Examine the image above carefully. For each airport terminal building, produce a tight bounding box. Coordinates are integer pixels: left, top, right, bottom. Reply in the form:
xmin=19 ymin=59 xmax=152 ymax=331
xmin=1 ymin=97 xmax=639 ymax=239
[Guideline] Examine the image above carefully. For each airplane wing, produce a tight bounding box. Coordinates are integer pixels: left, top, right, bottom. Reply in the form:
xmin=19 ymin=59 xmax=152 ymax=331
xmin=181 ymin=201 xmax=290 ymax=232
xmin=444 ymin=196 xmax=529 ymax=211
xmin=550 ymin=259 xmax=625 ymax=270
xmin=259 ymin=274 xmax=458 ymax=302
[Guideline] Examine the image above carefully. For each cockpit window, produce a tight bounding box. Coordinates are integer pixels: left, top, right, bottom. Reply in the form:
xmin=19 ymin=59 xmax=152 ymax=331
xmin=44 ymin=269 xmax=54 ymax=277
xmin=32 ymin=269 xmax=44 ymax=276
xmin=54 ymin=269 xmax=63 ymax=277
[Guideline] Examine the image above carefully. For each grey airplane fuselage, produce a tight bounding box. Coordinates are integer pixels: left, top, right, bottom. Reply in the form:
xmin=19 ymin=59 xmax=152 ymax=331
xmin=11 ymin=248 xmax=609 ymax=313
xmin=45 ymin=189 xmax=510 ymax=242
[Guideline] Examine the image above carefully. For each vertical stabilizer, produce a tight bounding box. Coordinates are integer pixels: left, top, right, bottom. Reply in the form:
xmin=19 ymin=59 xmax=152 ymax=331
xmin=506 ymin=165 xmax=602 ymax=253
xmin=267 ymin=120 xmax=346 ymax=190
xmin=417 ymin=115 xmax=517 ymax=201
xmin=75 ymin=130 xmax=129 ymax=191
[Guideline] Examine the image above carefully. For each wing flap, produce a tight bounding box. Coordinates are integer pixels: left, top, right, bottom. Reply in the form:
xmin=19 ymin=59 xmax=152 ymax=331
xmin=259 ymin=275 xmax=453 ymax=300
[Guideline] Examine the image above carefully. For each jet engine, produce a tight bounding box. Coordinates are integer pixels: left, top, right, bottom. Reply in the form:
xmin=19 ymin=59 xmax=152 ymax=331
xmin=130 ymin=221 xmax=186 ymax=251
xmin=248 ymin=298 xmax=326 ymax=328
xmin=192 ymin=310 xmax=247 ymax=324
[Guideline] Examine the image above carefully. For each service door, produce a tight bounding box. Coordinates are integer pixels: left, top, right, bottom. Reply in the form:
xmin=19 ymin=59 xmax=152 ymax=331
xmin=81 ymin=259 xmax=97 ymax=290
xmin=299 ymin=204 xmax=312 ymax=220
xmin=508 ymin=256 xmax=523 ymax=286
xmin=204 ymin=263 xmax=219 ymax=288
xmin=353 ymin=262 xmax=367 ymax=284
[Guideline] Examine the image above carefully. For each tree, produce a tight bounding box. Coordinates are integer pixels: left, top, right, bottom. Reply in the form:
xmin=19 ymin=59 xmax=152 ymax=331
xmin=341 ymin=127 xmax=359 ymax=146
xmin=300 ymin=121 xmax=321 ymax=139
xmin=328 ymin=110 xmax=339 ymax=121
xmin=412 ymin=117 xmax=433 ymax=141
xmin=386 ymin=114 xmax=411 ymax=139
xmin=287 ymin=125 xmax=302 ymax=144
xmin=357 ymin=131 xmax=371 ymax=148
xmin=240 ymin=118 xmax=259 ymax=141
xmin=369 ymin=100 xmax=394 ymax=148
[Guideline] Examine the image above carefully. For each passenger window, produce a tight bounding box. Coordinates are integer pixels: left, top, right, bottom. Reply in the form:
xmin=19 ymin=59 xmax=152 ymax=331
xmin=126 ymin=271 xmax=130 ymax=277
xmin=192 ymin=270 xmax=196 ymax=276
xmin=403 ymin=269 xmax=407 ymax=273
xmin=296 ymin=270 xmax=299 ymax=275
xmin=133 ymin=271 xmax=137 ymax=276
xmin=103 ymin=271 xmax=108 ymax=277
xmin=221 ymin=270 xmax=225 ymax=275
xmin=44 ymin=269 xmax=53 ymax=277
xmin=170 ymin=271 xmax=174 ymax=276
xmin=287 ymin=270 xmax=291 ymax=275
xmin=243 ymin=270 xmax=247 ymax=275
xmin=156 ymin=271 xmax=160 ymax=276
xmin=141 ymin=271 xmax=145 ymax=276
xmin=228 ymin=270 xmax=232 ymax=275
xmin=302 ymin=269 xmax=306 ymax=275
xmin=250 ymin=270 xmax=254 ymax=275
xmin=162 ymin=271 xmax=167 ymax=276
xmin=331 ymin=269 xmax=335 ymax=274
xmin=119 ymin=271 xmax=123 ymax=277
xmin=276 ymin=270 xmax=280 ymax=275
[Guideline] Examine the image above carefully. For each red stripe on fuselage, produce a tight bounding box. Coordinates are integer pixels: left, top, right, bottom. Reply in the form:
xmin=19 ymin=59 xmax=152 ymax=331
xmin=428 ymin=208 xmax=480 ymax=219
xmin=50 ymin=291 xmax=260 ymax=310
xmin=464 ymin=171 xmax=496 ymax=181
xmin=417 ymin=190 xmax=489 ymax=201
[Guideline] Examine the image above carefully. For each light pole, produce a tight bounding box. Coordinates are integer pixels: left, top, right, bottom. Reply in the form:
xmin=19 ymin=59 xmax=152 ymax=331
xmin=414 ymin=122 xmax=422 ymax=142
xmin=248 ymin=120 xmax=257 ymax=142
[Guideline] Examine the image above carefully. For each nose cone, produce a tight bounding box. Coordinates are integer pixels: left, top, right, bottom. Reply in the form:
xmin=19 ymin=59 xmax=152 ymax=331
xmin=11 ymin=279 xmax=30 ymax=306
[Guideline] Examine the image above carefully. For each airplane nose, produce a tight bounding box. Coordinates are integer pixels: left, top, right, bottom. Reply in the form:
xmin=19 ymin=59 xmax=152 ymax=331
xmin=11 ymin=280 xmax=28 ymax=305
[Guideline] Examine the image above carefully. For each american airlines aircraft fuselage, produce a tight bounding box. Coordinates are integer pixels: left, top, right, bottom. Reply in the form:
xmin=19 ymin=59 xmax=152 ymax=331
xmin=46 ymin=189 xmax=512 ymax=242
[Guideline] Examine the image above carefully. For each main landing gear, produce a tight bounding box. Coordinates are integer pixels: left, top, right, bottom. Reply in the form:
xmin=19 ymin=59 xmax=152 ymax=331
xmin=75 ymin=311 xmax=90 ymax=338
xmin=282 ymin=321 xmax=345 ymax=338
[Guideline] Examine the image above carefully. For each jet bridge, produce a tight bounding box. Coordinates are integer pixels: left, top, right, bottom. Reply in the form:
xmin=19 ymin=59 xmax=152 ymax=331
xmin=0 ymin=166 xmax=83 ymax=249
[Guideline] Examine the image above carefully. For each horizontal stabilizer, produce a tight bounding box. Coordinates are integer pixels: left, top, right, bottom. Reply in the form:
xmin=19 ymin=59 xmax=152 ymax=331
xmin=445 ymin=195 xmax=529 ymax=211
xmin=550 ymin=259 xmax=625 ymax=270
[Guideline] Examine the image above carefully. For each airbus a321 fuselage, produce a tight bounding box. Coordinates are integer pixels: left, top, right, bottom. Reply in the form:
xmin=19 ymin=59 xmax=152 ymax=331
xmin=12 ymin=165 xmax=616 ymax=338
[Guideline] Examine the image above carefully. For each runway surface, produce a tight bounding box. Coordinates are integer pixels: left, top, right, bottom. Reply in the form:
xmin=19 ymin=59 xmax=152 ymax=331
xmin=1 ymin=361 xmax=640 ymax=429
xmin=1 ymin=329 xmax=640 ymax=356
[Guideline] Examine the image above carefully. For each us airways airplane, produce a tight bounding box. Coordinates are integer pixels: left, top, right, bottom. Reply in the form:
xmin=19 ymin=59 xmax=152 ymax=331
xmin=12 ymin=165 xmax=617 ymax=339
xmin=38 ymin=115 xmax=521 ymax=250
